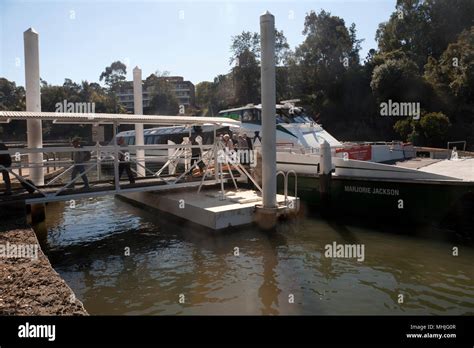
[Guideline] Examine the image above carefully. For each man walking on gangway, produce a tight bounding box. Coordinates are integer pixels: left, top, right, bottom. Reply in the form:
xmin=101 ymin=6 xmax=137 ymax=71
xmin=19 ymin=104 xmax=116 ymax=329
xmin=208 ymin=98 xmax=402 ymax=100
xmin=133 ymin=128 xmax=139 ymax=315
xmin=115 ymin=137 xmax=135 ymax=185
xmin=68 ymin=137 xmax=90 ymax=189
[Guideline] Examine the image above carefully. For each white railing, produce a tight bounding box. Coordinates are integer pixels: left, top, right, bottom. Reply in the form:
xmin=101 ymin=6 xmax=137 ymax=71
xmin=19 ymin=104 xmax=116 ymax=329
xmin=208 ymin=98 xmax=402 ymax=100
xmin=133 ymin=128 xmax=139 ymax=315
xmin=0 ymin=141 xmax=262 ymax=204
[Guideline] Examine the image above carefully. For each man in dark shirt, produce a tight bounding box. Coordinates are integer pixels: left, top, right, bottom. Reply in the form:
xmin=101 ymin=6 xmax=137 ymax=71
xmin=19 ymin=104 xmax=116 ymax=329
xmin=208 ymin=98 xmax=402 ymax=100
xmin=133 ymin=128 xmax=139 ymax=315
xmin=0 ymin=142 xmax=12 ymax=195
xmin=117 ymin=137 xmax=135 ymax=184
xmin=69 ymin=137 xmax=90 ymax=189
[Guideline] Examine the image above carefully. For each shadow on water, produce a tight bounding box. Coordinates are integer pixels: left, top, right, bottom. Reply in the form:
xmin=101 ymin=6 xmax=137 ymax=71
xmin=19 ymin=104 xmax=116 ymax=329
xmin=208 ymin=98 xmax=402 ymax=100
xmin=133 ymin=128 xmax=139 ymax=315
xmin=40 ymin=195 xmax=474 ymax=315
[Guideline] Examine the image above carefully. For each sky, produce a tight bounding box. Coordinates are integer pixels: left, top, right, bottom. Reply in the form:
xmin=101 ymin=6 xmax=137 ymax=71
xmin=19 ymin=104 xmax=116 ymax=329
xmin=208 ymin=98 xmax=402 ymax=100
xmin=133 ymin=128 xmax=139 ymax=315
xmin=0 ymin=0 xmax=396 ymax=87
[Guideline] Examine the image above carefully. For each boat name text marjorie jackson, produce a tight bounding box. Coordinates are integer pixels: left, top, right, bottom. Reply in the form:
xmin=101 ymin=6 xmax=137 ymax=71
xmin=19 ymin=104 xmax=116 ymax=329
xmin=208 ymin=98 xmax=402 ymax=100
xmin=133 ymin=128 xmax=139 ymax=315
xmin=344 ymin=185 xmax=399 ymax=196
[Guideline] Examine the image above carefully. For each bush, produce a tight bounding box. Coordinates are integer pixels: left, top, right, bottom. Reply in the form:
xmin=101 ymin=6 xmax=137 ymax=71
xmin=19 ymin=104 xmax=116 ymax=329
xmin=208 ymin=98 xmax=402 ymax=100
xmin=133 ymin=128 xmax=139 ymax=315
xmin=419 ymin=112 xmax=451 ymax=147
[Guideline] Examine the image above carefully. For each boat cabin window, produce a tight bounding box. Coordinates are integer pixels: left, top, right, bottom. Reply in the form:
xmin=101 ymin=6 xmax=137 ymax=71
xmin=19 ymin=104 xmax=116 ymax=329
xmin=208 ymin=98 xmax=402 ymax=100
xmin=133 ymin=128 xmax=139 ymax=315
xmin=221 ymin=112 xmax=241 ymax=121
xmin=241 ymin=109 xmax=261 ymax=124
xmin=145 ymin=135 xmax=154 ymax=145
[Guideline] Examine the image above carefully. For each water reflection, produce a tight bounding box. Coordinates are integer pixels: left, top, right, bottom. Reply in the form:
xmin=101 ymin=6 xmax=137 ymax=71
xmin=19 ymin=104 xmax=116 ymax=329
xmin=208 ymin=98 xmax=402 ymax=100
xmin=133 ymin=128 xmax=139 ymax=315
xmin=42 ymin=196 xmax=474 ymax=315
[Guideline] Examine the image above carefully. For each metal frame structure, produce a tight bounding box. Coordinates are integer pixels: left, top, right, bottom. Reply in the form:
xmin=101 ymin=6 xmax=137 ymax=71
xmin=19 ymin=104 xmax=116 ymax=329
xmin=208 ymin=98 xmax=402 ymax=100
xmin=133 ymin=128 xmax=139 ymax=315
xmin=0 ymin=111 xmax=263 ymax=205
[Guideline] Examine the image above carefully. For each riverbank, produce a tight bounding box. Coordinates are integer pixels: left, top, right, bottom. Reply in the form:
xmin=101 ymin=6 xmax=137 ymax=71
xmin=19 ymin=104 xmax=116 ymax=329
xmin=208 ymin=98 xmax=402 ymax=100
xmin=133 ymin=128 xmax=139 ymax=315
xmin=0 ymin=219 xmax=88 ymax=315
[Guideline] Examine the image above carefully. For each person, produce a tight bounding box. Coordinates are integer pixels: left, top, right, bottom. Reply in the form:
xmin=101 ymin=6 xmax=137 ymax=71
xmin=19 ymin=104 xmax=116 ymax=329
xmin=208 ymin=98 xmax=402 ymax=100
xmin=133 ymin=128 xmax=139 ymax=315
xmin=116 ymin=137 xmax=135 ymax=184
xmin=244 ymin=133 xmax=253 ymax=151
xmin=69 ymin=137 xmax=90 ymax=189
xmin=190 ymin=128 xmax=205 ymax=175
xmin=0 ymin=142 xmax=12 ymax=195
xmin=236 ymin=134 xmax=248 ymax=165
xmin=232 ymin=134 xmax=239 ymax=148
xmin=222 ymin=134 xmax=234 ymax=150
xmin=253 ymin=131 xmax=262 ymax=147
xmin=243 ymin=133 xmax=254 ymax=166
xmin=237 ymin=134 xmax=248 ymax=150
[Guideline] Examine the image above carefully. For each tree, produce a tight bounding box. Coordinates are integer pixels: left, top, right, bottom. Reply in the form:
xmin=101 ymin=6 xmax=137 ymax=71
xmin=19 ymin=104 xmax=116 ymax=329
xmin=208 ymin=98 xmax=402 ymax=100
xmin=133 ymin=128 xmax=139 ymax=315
xmin=232 ymin=49 xmax=260 ymax=105
xmin=0 ymin=78 xmax=25 ymax=111
xmin=196 ymin=81 xmax=216 ymax=115
xmin=286 ymin=10 xmax=369 ymax=139
xmin=230 ymin=31 xmax=260 ymax=65
xmin=38 ymin=78 xmax=124 ymax=140
xmin=370 ymin=58 xmax=424 ymax=102
xmin=424 ymin=27 xmax=474 ymax=103
xmin=394 ymin=118 xmax=414 ymax=141
xmin=212 ymin=74 xmax=236 ymax=112
xmin=376 ymin=0 xmax=474 ymax=70
xmin=144 ymin=73 xmax=179 ymax=115
xmin=0 ymin=78 xmax=26 ymax=140
xmin=230 ymin=29 xmax=290 ymax=66
xmin=419 ymin=112 xmax=450 ymax=147
xmin=99 ymin=61 xmax=127 ymax=91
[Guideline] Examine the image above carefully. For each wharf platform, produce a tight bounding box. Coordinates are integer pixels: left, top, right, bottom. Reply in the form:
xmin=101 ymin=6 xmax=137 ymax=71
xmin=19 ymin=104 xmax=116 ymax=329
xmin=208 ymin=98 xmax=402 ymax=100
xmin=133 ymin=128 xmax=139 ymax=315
xmin=119 ymin=188 xmax=299 ymax=230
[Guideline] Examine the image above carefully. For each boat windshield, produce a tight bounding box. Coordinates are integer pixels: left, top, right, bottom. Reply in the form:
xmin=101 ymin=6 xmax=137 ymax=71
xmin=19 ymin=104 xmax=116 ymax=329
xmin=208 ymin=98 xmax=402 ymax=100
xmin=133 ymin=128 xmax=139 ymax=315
xmin=276 ymin=107 xmax=313 ymax=124
xmin=219 ymin=106 xmax=314 ymax=124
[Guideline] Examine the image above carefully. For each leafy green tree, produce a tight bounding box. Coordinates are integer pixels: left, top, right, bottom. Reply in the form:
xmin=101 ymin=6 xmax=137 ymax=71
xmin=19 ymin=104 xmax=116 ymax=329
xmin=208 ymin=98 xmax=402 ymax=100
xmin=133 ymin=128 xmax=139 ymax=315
xmin=144 ymin=73 xmax=179 ymax=115
xmin=370 ymin=58 xmax=424 ymax=102
xmin=376 ymin=0 xmax=474 ymax=70
xmin=0 ymin=78 xmax=25 ymax=111
xmin=229 ymin=29 xmax=290 ymax=106
xmin=423 ymin=26 xmax=473 ymax=147
xmin=419 ymin=112 xmax=450 ymax=146
xmin=212 ymin=74 xmax=236 ymax=113
xmin=393 ymin=118 xmax=413 ymax=141
xmin=99 ymin=61 xmax=127 ymax=91
xmin=424 ymin=27 xmax=474 ymax=102
xmin=196 ymin=81 xmax=215 ymax=115
xmin=230 ymin=29 xmax=290 ymax=66
xmin=286 ymin=10 xmax=369 ymax=139
xmin=230 ymin=31 xmax=260 ymax=65
xmin=232 ymin=49 xmax=260 ymax=105
xmin=0 ymin=78 xmax=26 ymax=139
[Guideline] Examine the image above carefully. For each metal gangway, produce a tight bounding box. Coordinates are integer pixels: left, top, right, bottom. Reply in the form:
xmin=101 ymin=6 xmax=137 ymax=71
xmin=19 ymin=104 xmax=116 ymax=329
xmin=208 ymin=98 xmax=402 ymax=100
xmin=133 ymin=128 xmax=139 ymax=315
xmin=0 ymin=111 xmax=261 ymax=205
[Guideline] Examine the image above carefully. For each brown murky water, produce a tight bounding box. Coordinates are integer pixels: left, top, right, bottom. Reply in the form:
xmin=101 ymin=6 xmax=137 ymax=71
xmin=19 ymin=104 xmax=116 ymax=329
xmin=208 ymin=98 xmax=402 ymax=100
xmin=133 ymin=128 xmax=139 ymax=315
xmin=42 ymin=196 xmax=474 ymax=315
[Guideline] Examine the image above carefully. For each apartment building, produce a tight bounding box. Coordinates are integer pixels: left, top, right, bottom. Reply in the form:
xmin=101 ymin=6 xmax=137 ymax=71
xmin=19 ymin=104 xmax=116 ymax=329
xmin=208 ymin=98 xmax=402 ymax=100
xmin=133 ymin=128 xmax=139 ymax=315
xmin=116 ymin=75 xmax=195 ymax=112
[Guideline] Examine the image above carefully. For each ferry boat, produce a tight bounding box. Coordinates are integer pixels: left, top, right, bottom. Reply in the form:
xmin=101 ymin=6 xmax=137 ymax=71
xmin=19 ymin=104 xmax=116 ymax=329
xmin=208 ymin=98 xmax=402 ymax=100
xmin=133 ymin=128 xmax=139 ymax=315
xmin=284 ymin=155 xmax=474 ymax=232
xmin=115 ymin=102 xmax=473 ymax=231
xmin=115 ymin=100 xmax=414 ymax=172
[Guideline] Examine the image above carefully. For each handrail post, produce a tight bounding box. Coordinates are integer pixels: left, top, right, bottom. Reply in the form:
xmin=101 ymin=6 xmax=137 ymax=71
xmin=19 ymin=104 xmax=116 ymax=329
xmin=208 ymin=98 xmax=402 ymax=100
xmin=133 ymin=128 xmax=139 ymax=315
xmin=276 ymin=170 xmax=286 ymax=204
xmin=286 ymin=169 xmax=298 ymax=210
xmin=113 ymin=122 xmax=120 ymax=191
xmin=96 ymin=141 xmax=101 ymax=181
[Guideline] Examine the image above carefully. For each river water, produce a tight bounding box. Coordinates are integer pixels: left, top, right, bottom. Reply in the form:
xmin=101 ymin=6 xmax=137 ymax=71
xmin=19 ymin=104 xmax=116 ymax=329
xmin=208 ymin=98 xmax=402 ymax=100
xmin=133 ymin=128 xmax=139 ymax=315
xmin=41 ymin=195 xmax=474 ymax=315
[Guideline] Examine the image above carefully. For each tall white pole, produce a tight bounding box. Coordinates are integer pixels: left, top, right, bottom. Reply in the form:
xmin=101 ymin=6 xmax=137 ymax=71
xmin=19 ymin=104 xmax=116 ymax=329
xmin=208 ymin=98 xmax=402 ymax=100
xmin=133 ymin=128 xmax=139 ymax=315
xmin=133 ymin=66 xmax=145 ymax=178
xmin=260 ymin=11 xmax=277 ymax=209
xmin=24 ymin=28 xmax=44 ymax=186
